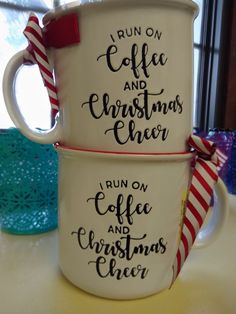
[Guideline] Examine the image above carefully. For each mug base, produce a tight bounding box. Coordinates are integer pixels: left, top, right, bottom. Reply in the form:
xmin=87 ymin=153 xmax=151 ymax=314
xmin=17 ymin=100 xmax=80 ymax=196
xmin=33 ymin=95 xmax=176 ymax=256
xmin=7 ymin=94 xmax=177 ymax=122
xmin=59 ymin=265 xmax=173 ymax=300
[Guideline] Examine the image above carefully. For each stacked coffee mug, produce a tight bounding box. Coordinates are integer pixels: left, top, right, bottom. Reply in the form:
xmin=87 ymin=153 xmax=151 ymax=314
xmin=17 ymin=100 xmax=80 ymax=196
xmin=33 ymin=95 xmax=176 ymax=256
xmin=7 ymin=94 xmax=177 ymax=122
xmin=3 ymin=0 xmax=228 ymax=299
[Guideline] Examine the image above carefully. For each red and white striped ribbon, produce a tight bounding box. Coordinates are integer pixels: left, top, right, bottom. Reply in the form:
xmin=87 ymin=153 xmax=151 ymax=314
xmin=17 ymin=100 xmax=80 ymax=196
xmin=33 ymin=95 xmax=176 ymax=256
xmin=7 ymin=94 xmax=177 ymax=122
xmin=172 ymin=134 xmax=224 ymax=283
xmin=216 ymin=148 xmax=228 ymax=172
xmin=23 ymin=13 xmax=59 ymax=116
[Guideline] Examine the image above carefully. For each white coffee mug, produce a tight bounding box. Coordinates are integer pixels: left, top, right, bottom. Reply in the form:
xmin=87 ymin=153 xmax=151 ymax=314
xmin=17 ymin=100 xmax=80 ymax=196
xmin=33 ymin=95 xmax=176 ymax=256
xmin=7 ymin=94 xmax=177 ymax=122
xmin=3 ymin=0 xmax=198 ymax=153
xmin=56 ymin=146 xmax=228 ymax=299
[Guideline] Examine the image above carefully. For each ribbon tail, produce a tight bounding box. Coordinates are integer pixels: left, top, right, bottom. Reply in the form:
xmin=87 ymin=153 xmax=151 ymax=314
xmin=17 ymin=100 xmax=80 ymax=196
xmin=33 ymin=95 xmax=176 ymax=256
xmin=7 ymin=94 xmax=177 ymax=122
xmin=216 ymin=148 xmax=228 ymax=172
xmin=23 ymin=13 xmax=59 ymax=116
xmin=171 ymin=135 xmax=219 ymax=286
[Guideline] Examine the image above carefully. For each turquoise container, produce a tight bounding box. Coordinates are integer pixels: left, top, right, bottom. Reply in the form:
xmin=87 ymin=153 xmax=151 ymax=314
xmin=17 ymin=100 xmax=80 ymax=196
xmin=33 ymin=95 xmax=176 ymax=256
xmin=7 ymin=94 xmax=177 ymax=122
xmin=0 ymin=128 xmax=58 ymax=234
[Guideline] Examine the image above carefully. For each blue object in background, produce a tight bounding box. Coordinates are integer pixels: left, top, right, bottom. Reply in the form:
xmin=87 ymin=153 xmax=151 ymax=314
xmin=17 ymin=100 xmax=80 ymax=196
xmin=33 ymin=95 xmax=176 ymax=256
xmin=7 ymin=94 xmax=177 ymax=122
xmin=225 ymin=130 xmax=236 ymax=195
xmin=206 ymin=129 xmax=234 ymax=181
xmin=0 ymin=128 xmax=58 ymax=234
xmin=203 ymin=128 xmax=236 ymax=195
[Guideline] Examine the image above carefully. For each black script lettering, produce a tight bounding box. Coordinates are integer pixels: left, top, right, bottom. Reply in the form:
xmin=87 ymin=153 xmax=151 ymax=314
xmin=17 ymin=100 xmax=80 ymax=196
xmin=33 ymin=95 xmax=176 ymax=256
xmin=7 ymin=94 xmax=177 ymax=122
xmin=72 ymin=228 xmax=125 ymax=257
xmin=138 ymin=90 xmax=183 ymax=117
xmin=132 ymin=237 xmax=167 ymax=255
xmin=81 ymin=89 xmax=182 ymax=124
xmin=118 ymin=233 xmax=166 ymax=260
xmin=71 ymin=228 xmax=167 ymax=261
xmin=97 ymin=43 xmax=168 ymax=79
xmin=120 ymin=233 xmax=148 ymax=261
xmin=82 ymin=93 xmax=138 ymax=120
xmin=88 ymin=257 xmax=149 ymax=280
xmin=105 ymin=120 xmax=169 ymax=145
xmin=87 ymin=192 xmax=152 ymax=225
xmin=71 ymin=227 xmax=93 ymax=251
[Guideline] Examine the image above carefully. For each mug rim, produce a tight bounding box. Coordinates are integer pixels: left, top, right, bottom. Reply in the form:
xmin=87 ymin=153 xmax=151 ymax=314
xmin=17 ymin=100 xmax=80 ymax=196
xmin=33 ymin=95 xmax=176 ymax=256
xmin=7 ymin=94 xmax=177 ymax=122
xmin=43 ymin=0 xmax=198 ymax=25
xmin=55 ymin=143 xmax=194 ymax=161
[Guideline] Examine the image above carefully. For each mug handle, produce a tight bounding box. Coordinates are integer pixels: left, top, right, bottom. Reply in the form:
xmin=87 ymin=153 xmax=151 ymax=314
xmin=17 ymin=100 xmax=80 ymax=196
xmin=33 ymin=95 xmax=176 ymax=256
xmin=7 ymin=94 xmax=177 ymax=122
xmin=2 ymin=50 xmax=62 ymax=144
xmin=194 ymin=177 xmax=228 ymax=248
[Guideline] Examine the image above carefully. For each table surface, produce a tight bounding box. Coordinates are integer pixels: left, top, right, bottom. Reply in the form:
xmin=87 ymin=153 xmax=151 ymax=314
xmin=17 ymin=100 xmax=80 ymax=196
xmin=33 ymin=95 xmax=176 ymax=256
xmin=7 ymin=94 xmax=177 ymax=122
xmin=0 ymin=196 xmax=236 ymax=314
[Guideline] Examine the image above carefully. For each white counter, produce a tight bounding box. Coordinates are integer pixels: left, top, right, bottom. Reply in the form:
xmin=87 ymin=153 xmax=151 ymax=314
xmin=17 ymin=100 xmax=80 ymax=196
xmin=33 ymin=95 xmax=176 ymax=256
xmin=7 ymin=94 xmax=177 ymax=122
xmin=0 ymin=196 xmax=236 ymax=314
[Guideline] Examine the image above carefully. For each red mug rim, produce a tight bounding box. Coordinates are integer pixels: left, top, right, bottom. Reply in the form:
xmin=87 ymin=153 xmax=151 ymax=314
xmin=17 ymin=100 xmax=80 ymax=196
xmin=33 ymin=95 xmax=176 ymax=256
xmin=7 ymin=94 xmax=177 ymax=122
xmin=55 ymin=143 xmax=194 ymax=157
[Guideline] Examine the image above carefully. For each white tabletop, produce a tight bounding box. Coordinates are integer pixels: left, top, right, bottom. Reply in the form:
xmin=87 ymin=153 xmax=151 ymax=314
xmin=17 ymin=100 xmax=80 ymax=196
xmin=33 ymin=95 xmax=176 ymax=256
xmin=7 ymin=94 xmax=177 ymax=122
xmin=0 ymin=195 xmax=236 ymax=314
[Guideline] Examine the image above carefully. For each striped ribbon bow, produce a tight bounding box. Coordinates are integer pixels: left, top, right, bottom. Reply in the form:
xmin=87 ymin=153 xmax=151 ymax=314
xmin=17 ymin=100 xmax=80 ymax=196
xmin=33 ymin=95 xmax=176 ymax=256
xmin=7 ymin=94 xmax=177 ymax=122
xmin=23 ymin=13 xmax=80 ymax=117
xmin=172 ymin=134 xmax=222 ymax=283
xmin=23 ymin=13 xmax=60 ymax=116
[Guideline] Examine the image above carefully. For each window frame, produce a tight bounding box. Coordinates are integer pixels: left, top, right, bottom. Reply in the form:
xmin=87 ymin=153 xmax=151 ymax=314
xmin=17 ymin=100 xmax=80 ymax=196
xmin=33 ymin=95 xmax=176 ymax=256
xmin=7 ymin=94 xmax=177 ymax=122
xmin=195 ymin=0 xmax=234 ymax=131
xmin=0 ymin=1 xmax=48 ymax=13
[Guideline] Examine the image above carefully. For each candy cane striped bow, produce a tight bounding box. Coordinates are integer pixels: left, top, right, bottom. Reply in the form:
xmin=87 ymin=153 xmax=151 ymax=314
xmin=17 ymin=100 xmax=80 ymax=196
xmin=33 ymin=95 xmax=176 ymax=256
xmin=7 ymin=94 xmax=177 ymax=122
xmin=172 ymin=134 xmax=221 ymax=284
xmin=23 ymin=13 xmax=59 ymax=116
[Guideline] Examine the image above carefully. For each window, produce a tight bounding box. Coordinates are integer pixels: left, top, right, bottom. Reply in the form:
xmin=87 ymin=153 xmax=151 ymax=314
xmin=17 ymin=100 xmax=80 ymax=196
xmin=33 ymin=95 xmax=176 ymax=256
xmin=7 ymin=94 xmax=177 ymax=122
xmin=0 ymin=0 xmax=204 ymax=129
xmin=0 ymin=0 xmax=53 ymax=128
xmin=194 ymin=0 xmax=234 ymax=130
xmin=193 ymin=0 xmax=203 ymax=126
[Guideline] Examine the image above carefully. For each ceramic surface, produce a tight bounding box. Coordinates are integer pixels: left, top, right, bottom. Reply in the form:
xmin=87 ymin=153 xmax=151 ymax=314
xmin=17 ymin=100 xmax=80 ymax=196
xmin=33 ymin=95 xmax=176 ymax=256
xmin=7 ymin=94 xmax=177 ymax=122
xmin=3 ymin=0 xmax=198 ymax=153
